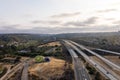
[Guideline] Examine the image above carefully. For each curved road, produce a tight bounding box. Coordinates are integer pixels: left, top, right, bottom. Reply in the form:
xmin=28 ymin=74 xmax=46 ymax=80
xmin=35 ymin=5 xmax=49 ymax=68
xmin=64 ymin=42 xmax=90 ymax=80
xmin=64 ymin=40 xmax=118 ymax=80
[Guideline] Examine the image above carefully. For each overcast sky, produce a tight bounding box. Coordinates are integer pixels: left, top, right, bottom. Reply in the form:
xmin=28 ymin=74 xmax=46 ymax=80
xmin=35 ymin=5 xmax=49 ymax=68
xmin=0 ymin=0 xmax=120 ymax=34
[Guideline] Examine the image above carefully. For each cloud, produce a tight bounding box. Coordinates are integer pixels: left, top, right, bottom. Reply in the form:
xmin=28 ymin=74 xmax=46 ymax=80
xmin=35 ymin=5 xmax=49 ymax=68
xmin=50 ymin=12 xmax=80 ymax=18
xmin=112 ymin=20 xmax=120 ymax=25
xmin=0 ymin=24 xmax=20 ymax=29
xmin=89 ymin=25 xmax=120 ymax=32
xmin=64 ymin=17 xmax=98 ymax=26
xmin=31 ymin=20 xmax=61 ymax=25
xmin=0 ymin=24 xmax=119 ymax=34
xmin=0 ymin=24 xmax=20 ymax=33
xmin=105 ymin=18 xmax=115 ymax=21
xmin=97 ymin=9 xmax=117 ymax=13
xmin=0 ymin=17 xmax=119 ymax=34
xmin=0 ymin=27 xmax=91 ymax=34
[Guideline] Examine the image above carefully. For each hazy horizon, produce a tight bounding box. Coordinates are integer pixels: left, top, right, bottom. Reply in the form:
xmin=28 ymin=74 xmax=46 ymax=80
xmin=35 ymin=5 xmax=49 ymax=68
xmin=0 ymin=0 xmax=120 ymax=34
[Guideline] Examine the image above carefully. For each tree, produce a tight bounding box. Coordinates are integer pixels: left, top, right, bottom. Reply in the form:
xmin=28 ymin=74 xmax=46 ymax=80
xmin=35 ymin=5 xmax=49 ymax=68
xmin=95 ymin=72 xmax=101 ymax=80
xmin=15 ymin=56 xmax=21 ymax=63
xmin=35 ymin=56 xmax=44 ymax=63
xmin=29 ymin=46 xmax=36 ymax=53
xmin=11 ymin=45 xmax=17 ymax=51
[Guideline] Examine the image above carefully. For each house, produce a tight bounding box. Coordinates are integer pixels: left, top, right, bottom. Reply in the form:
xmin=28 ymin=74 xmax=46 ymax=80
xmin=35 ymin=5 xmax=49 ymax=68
xmin=18 ymin=50 xmax=30 ymax=53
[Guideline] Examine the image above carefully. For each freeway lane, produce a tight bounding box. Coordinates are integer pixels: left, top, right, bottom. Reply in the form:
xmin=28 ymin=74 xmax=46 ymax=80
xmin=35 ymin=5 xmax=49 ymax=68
xmin=74 ymin=58 xmax=90 ymax=80
xmin=21 ymin=62 xmax=29 ymax=80
xmin=69 ymin=40 xmax=120 ymax=71
xmin=64 ymin=42 xmax=90 ymax=80
xmin=95 ymin=48 xmax=120 ymax=56
xmin=73 ymin=57 xmax=82 ymax=80
xmin=64 ymin=40 xmax=118 ymax=80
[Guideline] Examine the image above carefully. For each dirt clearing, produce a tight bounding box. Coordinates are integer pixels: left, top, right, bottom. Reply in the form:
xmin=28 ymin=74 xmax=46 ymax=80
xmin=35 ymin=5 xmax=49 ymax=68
xmin=28 ymin=57 xmax=73 ymax=80
xmin=39 ymin=41 xmax=61 ymax=47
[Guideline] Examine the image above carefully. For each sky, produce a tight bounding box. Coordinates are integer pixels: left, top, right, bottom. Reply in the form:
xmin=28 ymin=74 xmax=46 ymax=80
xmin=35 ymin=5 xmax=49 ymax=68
xmin=0 ymin=0 xmax=120 ymax=34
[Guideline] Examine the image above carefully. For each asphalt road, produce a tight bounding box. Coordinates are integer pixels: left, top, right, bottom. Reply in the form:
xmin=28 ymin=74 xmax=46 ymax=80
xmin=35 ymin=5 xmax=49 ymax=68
xmin=64 ymin=40 xmax=118 ymax=80
xmin=73 ymin=57 xmax=90 ymax=80
xmin=69 ymin=40 xmax=120 ymax=70
xmin=21 ymin=62 xmax=29 ymax=80
xmin=64 ymin=42 xmax=90 ymax=80
xmin=95 ymin=48 xmax=120 ymax=56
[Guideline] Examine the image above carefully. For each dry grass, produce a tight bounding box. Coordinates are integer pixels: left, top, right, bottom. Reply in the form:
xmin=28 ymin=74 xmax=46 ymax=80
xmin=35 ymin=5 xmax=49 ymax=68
xmin=28 ymin=57 xmax=66 ymax=79
xmin=39 ymin=41 xmax=61 ymax=47
xmin=104 ymin=56 xmax=120 ymax=66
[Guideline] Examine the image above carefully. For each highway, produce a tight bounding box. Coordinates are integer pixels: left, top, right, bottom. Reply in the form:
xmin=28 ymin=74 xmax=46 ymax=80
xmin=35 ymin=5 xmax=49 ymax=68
xmin=69 ymin=40 xmax=120 ymax=70
xmin=64 ymin=42 xmax=90 ymax=80
xmin=21 ymin=62 xmax=29 ymax=80
xmin=95 ymin=48 xmax=120 ymax=56
xmin=64 ymin=40 xmax=118 ymax=80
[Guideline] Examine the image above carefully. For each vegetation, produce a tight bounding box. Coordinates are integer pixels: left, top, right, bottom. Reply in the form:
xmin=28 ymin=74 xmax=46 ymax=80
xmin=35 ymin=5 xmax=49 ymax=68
xmin=71 ymin=35 xmax=120 ymax=52
xmin=86 ymin=63 xmax=96 ymax=75
xmin=0 ymin=33 xmax=118 ymax=80
xmin=35 ymin=56 xmax=44 ymax=62
xmin=0 ymin=67 xmax=7 ymax=78
xmin=0 ymin=34 xmax=50 ymax=43
xmin=0 ymin=65 xmax=4 ymax=74
xmin=85 ymin=63 xmax=106 ymax=80
xmin=95 ymin=72 xmax=101 ymax=80
xmin=80 ymin=56 xmax=86 ymax=63
xmin=57 ymin=32 xmax=120 ymax=52
xmin=119 ymin=56 xmax=120 ymax=59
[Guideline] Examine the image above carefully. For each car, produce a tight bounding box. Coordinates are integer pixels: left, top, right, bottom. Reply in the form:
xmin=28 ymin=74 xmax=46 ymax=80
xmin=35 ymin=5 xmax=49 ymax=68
xmin=82 ymin=74 xmax=85 ymax=77
xmin=106 ymin=72 xmax=109 ymax=74
xmin=94 ymin=64 xmax=97 ymax=66
xmin=44 ymin=57 xmax=50 ymax=62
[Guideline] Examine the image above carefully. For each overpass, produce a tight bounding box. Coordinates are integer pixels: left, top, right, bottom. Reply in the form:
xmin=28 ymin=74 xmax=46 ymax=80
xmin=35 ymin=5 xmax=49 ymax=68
xmin=69 ymin=40 xmax=120 ymax=70
xmin=64 ymin=40 xmax=119 ymax=80
xmin=64 ymin=42 xmax=90 ymax=80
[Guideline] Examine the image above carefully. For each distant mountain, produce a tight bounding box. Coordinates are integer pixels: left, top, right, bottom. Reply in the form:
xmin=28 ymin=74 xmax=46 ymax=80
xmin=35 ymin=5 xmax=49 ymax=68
xmin=0 ymin=34 xmax=52 ymax=43
xmin=0 ymin=32 xmax=119 ymax=43
xmin=54 ymin=32 xmax=120 ymax=39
